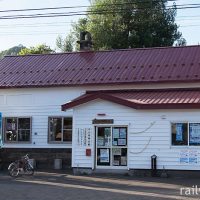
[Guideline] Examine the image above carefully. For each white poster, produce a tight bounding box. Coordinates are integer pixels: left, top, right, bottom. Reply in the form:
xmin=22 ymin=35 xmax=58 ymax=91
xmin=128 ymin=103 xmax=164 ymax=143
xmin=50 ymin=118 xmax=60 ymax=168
xmin=189 ymin=123 xmax=200 ymax=144
xmin=180 ymin=150 xmax=189 ymax=164
xmin=100 ymin=149 xmax=109 ymax=163
xmin=189 ymin=150 xmax=198 ymax=164
xmin=180 ymin=150 xmax=199 ymax=164
xmin=113 ymin=128 xmax=119 ymax=139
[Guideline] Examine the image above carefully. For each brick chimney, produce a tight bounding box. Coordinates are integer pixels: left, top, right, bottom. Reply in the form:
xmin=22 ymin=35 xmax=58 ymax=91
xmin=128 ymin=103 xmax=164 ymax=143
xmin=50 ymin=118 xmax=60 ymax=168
xmin=77 ymin=31 xmax=93 ymax=51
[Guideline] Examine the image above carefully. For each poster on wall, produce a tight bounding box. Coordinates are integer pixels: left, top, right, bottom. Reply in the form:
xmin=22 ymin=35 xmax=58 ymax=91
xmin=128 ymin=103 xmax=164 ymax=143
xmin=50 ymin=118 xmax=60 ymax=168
xmin=189 ymin=123 xmax=200 ymax=145
xmin=189 ymin=150 xmax=198 ymax=164
xmin=118 ymin=138 xmax=126 ymax=146
xmin=97 ymin=137 xmax=104 ymax=147
xmin=112 ymin=148 xmax=121 ymax=156
xmin=100 ymin=149 xmax=109 ymax=163
xmin=180 ymin=150 xmax=189 ymax=164
xmin=180 ymin=150 xmax=199 ymax=164
xmin=119 ymin=128 xmax=127 ymax=138
xmin=104 ymin=128 xmax=111 ymax=137
xmin=113 ymin=128 xmax=119 ymax=139
xmin=176 ymin=123 xmax=183 ymax=142
xmin=121 ymin=156 xmax=127 ymax=166
xmin=105 ymin=137 xmax=111 ymax=147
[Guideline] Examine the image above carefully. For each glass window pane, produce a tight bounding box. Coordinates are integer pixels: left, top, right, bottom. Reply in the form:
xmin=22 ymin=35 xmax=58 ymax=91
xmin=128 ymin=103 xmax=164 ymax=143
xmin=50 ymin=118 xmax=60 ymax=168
xmin=18 ymin=130 xmax=30 ymax=141
xmin=189 ymin=123 xmax=200 ymax=146
xmin=97 ymin=148 xmax=110 ymax=166
xmin=97 ymin=127 xmax=111 ymax=147
xmin=113 ymin=127 xmax=127 ymax=146
xmin=6 ymin=118 xmax=17 ymax=131
xmin=63 ymin=118 xmax=72 ymax=129
xmin=63 ymin=130 xmax=72 ymax=142
xmin=5 ymin=118 xmax=17 ymax=142
xmin=112 ymin=148 xmax=127 ymax=166
xmin=171 ymin=123 xmax=188 ymax=145
xmin=18 ymin=118 xmax=30 ymax=129
xmin=49 ymin=118 xmax=62 ymax=141
xmin=6 ymin=130 xmax=17 ymax=141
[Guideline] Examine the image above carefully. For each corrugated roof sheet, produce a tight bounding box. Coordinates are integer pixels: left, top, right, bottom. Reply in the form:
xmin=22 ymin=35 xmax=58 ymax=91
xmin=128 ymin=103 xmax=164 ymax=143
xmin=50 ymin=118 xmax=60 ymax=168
xmin=61 ymin=89 xmax=200 ymax=110
xmin=0 ymin=45 xmax=200 ymax=88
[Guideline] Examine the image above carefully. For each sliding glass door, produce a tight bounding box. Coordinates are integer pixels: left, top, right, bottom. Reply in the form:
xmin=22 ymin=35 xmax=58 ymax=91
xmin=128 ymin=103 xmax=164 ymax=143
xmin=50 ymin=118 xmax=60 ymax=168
xmin=96 ymin=126 xmax=128 ymax=168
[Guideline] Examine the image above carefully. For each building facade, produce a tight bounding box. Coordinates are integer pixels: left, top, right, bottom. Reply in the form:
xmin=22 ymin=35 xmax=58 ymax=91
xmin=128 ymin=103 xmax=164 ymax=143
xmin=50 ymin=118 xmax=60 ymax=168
xmin=0 ymin=46 xmax=200 ymax=172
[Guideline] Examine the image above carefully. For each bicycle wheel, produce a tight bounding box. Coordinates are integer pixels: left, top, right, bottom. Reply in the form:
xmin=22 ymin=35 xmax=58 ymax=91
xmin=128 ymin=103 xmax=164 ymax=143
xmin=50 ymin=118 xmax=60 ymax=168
xmin=24 ymin=164 xmax=34 ymax=175
xmin=8 ymin=163 xmax=19 ymax=177
xmin=27 ymin=167 xmax=34 ymax=175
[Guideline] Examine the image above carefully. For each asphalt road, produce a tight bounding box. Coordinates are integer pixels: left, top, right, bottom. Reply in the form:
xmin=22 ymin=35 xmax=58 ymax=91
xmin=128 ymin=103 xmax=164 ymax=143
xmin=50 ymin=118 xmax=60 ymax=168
xmin=0 ymin=171 xmax=199 ymax=200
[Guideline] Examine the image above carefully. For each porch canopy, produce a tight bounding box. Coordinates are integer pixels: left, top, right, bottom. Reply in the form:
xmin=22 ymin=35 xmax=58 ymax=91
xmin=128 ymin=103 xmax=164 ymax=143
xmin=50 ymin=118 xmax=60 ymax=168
xmin=61 ymin=89 xmax=200 ymax=111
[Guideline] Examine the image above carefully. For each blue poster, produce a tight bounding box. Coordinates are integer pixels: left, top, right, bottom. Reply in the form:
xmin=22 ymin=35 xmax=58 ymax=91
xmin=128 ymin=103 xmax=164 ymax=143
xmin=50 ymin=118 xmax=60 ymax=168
xmin=176 ymin=123 xmax=183 ymax=141
xmin=189 ymin=123 xmax=200 ymax=145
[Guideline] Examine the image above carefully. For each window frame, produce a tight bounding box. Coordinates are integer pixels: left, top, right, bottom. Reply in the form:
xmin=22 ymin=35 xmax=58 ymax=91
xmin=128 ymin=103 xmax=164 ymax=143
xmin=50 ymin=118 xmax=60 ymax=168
xmin=48 ymin=116 xmax=72 ymax=144
xmin=96 ymin=125 xmax=128 ymax=168
xmin=4 ymin=117 xmax=32 ymax=143
xmin=171 ymin=121 xmax=200 ymax=147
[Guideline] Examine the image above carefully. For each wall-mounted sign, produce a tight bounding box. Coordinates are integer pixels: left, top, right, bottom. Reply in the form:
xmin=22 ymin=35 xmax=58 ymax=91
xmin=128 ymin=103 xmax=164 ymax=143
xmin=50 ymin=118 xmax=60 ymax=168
xmin=92 ymin=119 xmax=114 ymax=124
xmin=77 ymin=128 xmax=92 ymax=147
xmin=180 ymin=149 xmax=199 ymax=164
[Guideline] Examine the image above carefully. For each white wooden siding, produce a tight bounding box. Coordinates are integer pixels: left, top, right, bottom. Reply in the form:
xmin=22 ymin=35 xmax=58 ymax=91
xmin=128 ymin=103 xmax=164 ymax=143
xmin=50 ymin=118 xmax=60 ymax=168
xmin=73 ymin=99 xmax=200 ymax=170
xmin=0 ymin=87 xmax=84 ymax=149
xmin=1 ymin=83 xmax=200 ymax=170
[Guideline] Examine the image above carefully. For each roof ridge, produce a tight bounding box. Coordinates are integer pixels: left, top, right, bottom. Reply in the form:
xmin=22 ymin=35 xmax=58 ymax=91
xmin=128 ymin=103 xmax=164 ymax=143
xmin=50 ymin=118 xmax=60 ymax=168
xmin=4 ymin=45 xmax=200 ymax=58
xmin=86 ymin=88 xmax=200 ymax=94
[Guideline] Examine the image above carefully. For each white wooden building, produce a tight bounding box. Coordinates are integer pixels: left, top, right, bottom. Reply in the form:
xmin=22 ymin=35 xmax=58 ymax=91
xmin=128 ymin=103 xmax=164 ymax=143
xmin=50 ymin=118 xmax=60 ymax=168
xmin=0 ymin=45 xmax=200 ymax=172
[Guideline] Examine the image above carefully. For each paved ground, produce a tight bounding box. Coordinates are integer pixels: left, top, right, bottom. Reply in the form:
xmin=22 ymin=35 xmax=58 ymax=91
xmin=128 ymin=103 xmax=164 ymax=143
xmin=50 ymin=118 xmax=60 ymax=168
xmin=0 ymin=170 xmax=200 ymax=200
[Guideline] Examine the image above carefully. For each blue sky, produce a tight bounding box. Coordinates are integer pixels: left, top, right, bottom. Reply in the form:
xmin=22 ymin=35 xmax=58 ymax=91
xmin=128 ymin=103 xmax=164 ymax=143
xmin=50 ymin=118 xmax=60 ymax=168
xmin=0 ymin=0 xmax=199 ymax=51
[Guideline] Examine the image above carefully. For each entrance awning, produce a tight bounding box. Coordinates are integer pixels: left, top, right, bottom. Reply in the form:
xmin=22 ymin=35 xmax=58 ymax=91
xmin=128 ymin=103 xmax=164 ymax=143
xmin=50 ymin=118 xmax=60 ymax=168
xmin=61 ymin=89 xmax=200 ymax=111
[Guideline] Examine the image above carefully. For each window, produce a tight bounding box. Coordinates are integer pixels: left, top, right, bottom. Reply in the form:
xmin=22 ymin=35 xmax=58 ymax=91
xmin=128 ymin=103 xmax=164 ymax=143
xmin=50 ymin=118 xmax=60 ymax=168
xmin=4 ymin=117 xmax=31 ymax=142
xmin=171 ymin=122 xmax=200 ymax=146
xmin=189 ymin=123 xmax=200 ymax=146
xmin=48 ymin=117 xmax=72 ymax=143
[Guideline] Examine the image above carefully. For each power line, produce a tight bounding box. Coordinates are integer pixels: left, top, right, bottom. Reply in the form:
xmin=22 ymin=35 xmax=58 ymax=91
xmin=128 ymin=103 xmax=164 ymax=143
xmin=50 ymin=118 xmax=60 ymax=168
xmin=0 ymin=32 xmax=67 ymax=36
xmin=0 ymin=3 xmax=200 ymax=20
xmin=0 ymin=8 xmax=192 ymax=20
xmin=0 ymin=1 xmax=178 ymax=13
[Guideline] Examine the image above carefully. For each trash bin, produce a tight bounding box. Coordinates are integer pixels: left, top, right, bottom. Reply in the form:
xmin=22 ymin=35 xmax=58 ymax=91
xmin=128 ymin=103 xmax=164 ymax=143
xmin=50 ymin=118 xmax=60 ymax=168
xmin=54 ymin=159 xmax=62 ymax=170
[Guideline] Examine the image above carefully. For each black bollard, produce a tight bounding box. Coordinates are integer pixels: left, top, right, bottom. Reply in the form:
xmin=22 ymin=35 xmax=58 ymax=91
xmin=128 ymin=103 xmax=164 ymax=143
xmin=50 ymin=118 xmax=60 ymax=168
xmin=151 ymin=154 xmax=157 ymax=177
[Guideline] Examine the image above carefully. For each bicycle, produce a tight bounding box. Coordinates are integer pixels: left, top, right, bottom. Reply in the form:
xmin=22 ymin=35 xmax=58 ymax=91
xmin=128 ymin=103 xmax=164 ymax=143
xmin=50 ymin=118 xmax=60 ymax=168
xmin=8 ymin=154 xmax=34 ymax=177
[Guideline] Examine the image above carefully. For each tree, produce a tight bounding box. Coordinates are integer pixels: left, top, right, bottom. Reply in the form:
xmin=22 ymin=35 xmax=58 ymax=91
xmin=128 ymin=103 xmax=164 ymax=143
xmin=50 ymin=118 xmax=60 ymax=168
xmin=175 ymin=37 xmax=187 ymax=46
xmin=56 ymin=33 xmax=74 ymax=52
xmin=72 ymin=0 xmax=184 ymax=50
xmin=19 ymin=44 xmax=54 ymax=55
xmin=0 ymin=44 xmax=26 ymax=59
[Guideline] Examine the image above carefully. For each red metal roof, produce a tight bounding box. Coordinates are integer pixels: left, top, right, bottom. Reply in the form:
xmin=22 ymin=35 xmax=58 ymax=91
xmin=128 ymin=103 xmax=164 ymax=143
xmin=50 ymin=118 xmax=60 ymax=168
xmin=61 ymin=89 xmax=200 ymax=110
xmin=0 ymin=45 xmax=200 ymax=88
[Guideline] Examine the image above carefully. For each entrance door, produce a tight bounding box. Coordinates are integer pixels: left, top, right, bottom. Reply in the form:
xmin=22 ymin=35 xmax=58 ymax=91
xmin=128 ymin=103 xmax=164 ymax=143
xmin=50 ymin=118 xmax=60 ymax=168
xmin=96 ymin=126 xmax=128 ymax=169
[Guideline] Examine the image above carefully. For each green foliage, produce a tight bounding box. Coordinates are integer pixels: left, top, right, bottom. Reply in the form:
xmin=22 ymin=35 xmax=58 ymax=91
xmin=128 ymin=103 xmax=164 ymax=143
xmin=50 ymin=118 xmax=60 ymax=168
xmin=19 ymin=44 xmax=54 ymax=55
xmin=0 ymin=44 xmax=26 ymax=59
xmin=56 ymin=33 xmax=74 ymax=52
xmin=72 ymin=0 xmax=185 ymax=50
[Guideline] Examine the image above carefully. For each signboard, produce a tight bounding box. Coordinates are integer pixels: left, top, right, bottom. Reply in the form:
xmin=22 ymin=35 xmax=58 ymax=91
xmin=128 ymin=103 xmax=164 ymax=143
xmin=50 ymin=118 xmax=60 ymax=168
xmin=92 ymin=119 xmax=114 ymax=124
